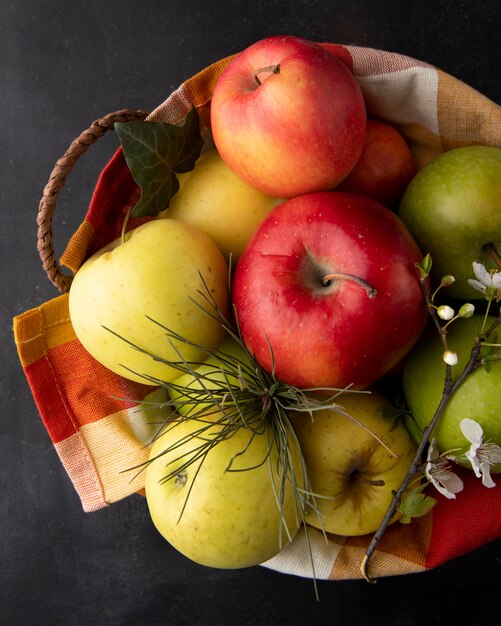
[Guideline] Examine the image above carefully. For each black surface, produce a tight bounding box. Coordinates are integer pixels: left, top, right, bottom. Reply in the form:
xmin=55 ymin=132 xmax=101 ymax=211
xmin=2 ymin=1 xmax=500 ymax=625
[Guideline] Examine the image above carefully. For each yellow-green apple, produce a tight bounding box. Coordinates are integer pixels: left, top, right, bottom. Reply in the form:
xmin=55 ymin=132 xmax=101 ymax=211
xmin=336 ymin=119 xmax=417 ymax=208
xmin=69 ymin=219 xmax=229 ymax=385
xmin=291 ymin=390 xmax=417 ymax=536
xmin=145 ymin=411 xmax=304 ymax=568
xmin=210 ymin=35 xmax=366 ymax=198
xmin=159 ymin=150 xmax=281 ymax=262
xmin=232 ymin=191 xmax=429 ymax=391
xmin=402 ymin=314 xmax=501 ymax=471
xmin=399 ymin=145 xmax=501 ymax=299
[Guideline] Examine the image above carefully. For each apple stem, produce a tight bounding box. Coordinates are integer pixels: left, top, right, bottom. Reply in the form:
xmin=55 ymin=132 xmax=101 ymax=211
xmin=121 ymin=209 xmax=131 ymax=244
xmin=360 ymin=478 xmax=386 ymax=487
xmin=253 ymin=63 xmax=281 ymax=87
xmin=486 ymin=242 xmax=501 ymax=270
xmin=322 ymin=273 xmax=378 ymax=299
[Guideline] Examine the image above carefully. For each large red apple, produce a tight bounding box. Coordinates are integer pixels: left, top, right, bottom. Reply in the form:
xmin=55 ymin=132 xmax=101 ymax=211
xmin=232 ymin=192 xmax=428 ymax=390
xmin=336 ymin=119 xmax=417 ymax=208
xmin=210 ymin=36 xmax=366 ymax=198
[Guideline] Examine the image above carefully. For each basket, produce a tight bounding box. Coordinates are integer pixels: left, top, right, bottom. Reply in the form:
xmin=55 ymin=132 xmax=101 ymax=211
xmin=13 ymin=43 xmax=501 ymax=581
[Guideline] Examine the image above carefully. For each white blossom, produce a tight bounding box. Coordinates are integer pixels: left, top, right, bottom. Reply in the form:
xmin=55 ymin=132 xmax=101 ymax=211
xmin=460 ymin=418 xmax=501 ymax=488
xmin=425 ymin=439 xmax=464 ymax=499
xmin=467 ymin=262 xmax=501 ymax=301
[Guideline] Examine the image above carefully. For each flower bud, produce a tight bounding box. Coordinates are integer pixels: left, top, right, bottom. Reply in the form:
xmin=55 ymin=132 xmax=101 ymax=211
xmin=443 ymin=350 xmax=458 ymax=366
xmin=440 ymin=275 xmax=455 ymax=287
xmin=458 ymin=303 xmax=475 ymax=318
xmin=437 ymin=305 xmax=455 ymax=320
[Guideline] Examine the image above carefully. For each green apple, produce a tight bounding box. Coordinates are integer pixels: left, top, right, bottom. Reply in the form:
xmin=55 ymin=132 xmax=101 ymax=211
xmin=402 ymin=314 xmax=501 ymax=470
xmin=145 ymin=412 xmax=304 ymax=568
xmin=168 ymin=335 xmax=253 ymax=417
xmin=399 ymin=145 xmax=501 ymax=300
xmin=159 ymin=150 xmax=281 ymax=262
xmin=69 ymin=219 xmax=229 ymax=385
xmin=290 ymin=390 xmax=417 ymax=536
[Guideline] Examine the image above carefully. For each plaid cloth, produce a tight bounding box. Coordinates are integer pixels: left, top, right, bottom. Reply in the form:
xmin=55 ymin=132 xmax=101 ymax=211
xmin=13 ymin=44 xmax=501 ymax=580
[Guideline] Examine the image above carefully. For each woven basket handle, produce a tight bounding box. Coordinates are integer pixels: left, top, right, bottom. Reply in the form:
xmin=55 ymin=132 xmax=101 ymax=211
xmin=36 ymin=108 xmax=149 ymax=293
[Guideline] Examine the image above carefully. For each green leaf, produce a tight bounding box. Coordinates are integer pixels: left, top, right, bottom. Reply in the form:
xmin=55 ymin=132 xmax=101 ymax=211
xmin=115 ymin=107 xmax=203 ymax=218
xmin=398 ymin=489 xmax=437 ymax=524
xmin=415 ymin=253 xmax=432 ymax=279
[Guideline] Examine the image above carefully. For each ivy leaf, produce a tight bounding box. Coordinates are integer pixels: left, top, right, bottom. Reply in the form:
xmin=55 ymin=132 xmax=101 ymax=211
xmin=115 ymin=107 xmax=203 ymax=218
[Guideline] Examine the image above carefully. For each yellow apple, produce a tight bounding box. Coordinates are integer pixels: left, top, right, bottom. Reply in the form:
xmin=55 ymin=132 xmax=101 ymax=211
xmin=69 ymin=219 xmax=229 ymax=385
xmin=145 ymin=412 xmax=304 ymax=568
xmin=291 ymin=390 xmax=417 ymax=536
xmin=159 ymin=150 xmax=281 ymax=261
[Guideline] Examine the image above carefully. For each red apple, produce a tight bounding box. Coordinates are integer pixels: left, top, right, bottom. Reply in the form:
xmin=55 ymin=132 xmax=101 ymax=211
xmin=210 ymin=36 xmax=366 ymax=198
xmin=232 ymin=192 xmax=428 ymax=390
xmin=336 ymin=119 xmax=417 ymax=208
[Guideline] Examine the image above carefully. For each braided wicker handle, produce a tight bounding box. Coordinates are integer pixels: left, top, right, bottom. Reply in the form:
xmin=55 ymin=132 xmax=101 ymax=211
xmin=36 ymin=108 xmax=149 ymax=293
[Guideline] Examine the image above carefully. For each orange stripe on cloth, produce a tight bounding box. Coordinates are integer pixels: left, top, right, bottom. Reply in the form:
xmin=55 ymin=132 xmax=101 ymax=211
xmin=436 ymin=68 xmax=501 ymax=151
xmin=14 ymin=294 xmax=155 ymax=443
xmin=329 ymin=513 xmax=431 ymax=579
xmin=183 ymin=54 xmax=236 ymax=128
xmin=263 ymin=513 xmax=430 ymax=580
xmin=14 ymin=294 xmax=76 ymax=366
xmin=59 ymin=220 xmax=95 ymax=277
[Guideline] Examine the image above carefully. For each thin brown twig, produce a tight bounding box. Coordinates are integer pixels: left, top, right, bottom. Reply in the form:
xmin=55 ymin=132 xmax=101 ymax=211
xmin=360 ymin=275 xmax=494 ymax=582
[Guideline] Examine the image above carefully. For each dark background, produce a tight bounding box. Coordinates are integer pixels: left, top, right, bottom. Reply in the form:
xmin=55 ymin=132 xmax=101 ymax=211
xmin=2 ymin=1 xmax=500 ymax=625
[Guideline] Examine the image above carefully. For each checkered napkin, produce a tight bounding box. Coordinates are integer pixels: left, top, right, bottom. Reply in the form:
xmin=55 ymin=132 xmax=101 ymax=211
xmin=13 ymin=44 xmax=501 ymax=579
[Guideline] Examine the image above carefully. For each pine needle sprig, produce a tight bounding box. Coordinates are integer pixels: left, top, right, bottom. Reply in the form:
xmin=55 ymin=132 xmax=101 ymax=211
xmin=110 ymin=273 xmax=377 ymax=598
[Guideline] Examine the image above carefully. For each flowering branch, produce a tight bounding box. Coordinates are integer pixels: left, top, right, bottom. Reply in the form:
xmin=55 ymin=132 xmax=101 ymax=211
xmin=360 ymin=258 xmax=501 ymax=582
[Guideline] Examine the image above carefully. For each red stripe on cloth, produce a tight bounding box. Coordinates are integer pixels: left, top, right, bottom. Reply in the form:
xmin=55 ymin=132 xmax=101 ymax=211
xmin=83 ymin=148 xmax=150 ymax=258
xmin=425 ymin=467 xmax=501 ymax=569
xmin=24 ymin=354 xmax=79 ymax=442
xmin=24 ymin=338 xmax=154 ymax=444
